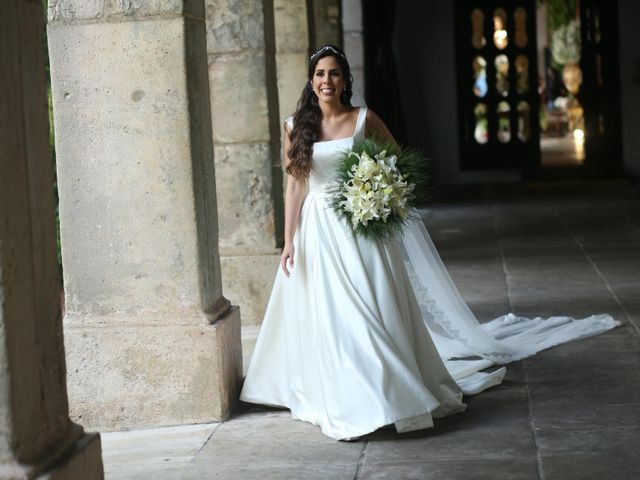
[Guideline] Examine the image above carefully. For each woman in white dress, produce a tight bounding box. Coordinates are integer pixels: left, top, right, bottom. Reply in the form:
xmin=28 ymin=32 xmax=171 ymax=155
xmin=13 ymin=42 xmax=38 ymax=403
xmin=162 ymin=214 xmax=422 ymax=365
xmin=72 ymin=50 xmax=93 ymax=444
xmin=239 ymin=44 xmax=621 ymax=441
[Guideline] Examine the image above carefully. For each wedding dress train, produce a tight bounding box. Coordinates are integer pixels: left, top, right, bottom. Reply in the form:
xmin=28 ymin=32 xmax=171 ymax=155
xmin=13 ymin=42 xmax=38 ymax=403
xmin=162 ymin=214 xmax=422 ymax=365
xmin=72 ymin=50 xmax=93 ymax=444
xmin=239 ymin=107 xmax=621 ymax=440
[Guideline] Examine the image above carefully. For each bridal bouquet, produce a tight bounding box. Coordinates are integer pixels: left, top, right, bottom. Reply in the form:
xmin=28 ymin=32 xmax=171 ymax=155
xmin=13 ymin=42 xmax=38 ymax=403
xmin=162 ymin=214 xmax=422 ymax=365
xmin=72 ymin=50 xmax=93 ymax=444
xmin=327 ymin=138 xmax=430 ymax=242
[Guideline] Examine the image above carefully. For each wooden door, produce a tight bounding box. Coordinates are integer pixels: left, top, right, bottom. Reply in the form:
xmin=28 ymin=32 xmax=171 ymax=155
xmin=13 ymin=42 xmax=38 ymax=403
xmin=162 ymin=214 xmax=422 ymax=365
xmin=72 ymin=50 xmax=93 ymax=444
xmin=455 ymin=0 xmax=540 ymax=170
xmin=579 ymin=0 xmax=622 ymax=165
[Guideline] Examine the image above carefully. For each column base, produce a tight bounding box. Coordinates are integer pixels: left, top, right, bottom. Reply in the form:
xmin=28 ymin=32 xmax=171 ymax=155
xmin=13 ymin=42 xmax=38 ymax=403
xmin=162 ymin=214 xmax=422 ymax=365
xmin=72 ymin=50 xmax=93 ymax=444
xmin=64 ymin=306 xmax=242 ymax=431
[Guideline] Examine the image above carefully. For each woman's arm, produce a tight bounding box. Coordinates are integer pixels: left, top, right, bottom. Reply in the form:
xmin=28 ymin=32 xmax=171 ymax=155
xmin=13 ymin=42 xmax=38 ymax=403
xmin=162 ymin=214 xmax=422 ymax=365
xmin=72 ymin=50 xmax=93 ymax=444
xmin=365 ymin=109 xmax=400 ymax=150
xmin=281 ymin=121 xmax=307 ymax=277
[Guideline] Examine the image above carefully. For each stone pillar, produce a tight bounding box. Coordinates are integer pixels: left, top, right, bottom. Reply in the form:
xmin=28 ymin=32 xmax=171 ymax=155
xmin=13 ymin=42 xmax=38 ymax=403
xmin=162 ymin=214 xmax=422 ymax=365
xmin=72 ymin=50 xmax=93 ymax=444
xmin=342 ymin=0 xmax=365 ymax=107
xmin=206 ymin=0 xmax=284 ymax=326
xmin=309 ymin=0 xmax=343 ymax=50
xmin=0 ymin=0 xmax=103 ymax=477
xmin=274 ymin=0 xmax=311 ymax=120
xmin=47 ymin=0 xmax=242 ymax=431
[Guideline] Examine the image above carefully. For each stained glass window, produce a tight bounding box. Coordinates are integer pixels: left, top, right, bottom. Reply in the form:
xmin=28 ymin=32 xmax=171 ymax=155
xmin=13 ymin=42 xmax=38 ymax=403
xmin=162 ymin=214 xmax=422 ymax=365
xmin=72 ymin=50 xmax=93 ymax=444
xmin=497 ymin=101 xmax=511 ymax=143
xmin=495 ymin=55 xmax=510 ymax=96
xmin=474 ymin=103 xmax=488 ymax=144
xmin=514 ymin=7 xmax=528 ymax=48
xmin=473 ymin=56 xmax=488 ymax=97
xmin=493 ymin=8 xmax=508 ymax=49
xmin=517 ymin=101 xmax=531 ymax=141
xmin=471 ymin=9 xmax=486 ymax=49
xmin=516 ymin=54 xmax=529 ymax=94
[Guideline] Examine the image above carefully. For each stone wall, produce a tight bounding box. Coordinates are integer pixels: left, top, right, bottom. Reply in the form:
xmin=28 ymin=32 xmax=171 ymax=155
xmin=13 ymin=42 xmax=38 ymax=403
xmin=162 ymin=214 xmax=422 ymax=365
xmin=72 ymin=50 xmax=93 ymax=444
xmin=274 ymin=0 xmax=310 ymax=120
xmin=309 ymin=0 xmax=343 ymax=50
xmin=206 ymin=0 xmax=285 ymax=326
xmin=341 ymin=0 xmax=365 ymax=106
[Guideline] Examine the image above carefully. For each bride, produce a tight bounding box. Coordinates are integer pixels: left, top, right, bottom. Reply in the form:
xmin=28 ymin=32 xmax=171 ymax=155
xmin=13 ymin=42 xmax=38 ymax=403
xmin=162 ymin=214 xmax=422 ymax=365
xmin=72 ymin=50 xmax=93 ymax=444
xmin=238 ymin=44 xmax=621 ymax=441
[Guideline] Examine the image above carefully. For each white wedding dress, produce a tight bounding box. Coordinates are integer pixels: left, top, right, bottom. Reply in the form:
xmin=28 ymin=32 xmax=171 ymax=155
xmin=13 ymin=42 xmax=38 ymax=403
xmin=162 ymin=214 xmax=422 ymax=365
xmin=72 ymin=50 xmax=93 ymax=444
xmin=239 ymin=107 xmax=622 ymax=440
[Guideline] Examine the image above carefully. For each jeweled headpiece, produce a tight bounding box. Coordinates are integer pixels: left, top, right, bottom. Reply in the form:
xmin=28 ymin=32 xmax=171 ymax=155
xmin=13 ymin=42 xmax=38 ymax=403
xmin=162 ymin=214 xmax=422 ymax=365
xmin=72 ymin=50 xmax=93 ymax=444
xmin=310 ymin=45 xmax=347 ymax=61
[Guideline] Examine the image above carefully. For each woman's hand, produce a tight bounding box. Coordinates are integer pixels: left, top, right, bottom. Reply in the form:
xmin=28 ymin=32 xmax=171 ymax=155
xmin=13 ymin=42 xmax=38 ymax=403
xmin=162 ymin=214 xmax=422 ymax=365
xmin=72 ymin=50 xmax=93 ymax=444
xmin=281 ymin=243 xmax=295 ymax=277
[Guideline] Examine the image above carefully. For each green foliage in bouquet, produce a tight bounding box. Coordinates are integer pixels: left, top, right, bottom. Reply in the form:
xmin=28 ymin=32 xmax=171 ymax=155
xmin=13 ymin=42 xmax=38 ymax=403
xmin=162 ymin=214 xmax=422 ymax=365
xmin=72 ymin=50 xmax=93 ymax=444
xmin=326 ymin=137 xmax=431 ymax=242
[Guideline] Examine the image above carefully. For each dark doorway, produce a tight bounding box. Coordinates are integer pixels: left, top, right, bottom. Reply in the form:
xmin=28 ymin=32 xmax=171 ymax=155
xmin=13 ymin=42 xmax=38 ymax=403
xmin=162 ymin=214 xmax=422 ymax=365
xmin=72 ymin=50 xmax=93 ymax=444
xmin=362 ymin=0 xmax=405 ymax=141
xmin=536 ymin=0 xmax=622 ymax=175
xmin=453 ymin=0 xmax=622 ymax=177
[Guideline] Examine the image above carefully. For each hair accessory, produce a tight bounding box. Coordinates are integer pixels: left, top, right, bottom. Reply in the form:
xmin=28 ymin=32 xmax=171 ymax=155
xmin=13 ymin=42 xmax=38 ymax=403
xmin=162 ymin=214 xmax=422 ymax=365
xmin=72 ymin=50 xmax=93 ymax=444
xmin=310 ymin=45 xmax=347 ymax=60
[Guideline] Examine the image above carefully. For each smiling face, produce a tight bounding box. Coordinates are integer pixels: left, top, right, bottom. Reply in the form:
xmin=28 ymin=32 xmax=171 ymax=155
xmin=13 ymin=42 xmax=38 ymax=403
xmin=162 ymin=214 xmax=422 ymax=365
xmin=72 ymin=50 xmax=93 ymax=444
xmin=311 ymin=56 xmax=346 ymax=105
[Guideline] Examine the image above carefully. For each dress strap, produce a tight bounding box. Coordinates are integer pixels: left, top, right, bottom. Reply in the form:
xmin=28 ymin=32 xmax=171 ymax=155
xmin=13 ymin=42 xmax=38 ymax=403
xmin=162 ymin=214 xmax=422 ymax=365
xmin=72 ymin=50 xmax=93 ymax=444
xmin=285 ymin=115 xmax=294 ymax=131
xmin=353 ymin=107 xmax=368 ymax=141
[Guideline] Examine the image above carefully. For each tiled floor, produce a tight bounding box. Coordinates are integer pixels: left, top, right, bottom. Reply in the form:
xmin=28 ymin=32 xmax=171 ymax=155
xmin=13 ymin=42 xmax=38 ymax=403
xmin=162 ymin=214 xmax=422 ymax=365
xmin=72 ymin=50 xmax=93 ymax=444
xmin=102 ymin=181 xmax=640 ymax=480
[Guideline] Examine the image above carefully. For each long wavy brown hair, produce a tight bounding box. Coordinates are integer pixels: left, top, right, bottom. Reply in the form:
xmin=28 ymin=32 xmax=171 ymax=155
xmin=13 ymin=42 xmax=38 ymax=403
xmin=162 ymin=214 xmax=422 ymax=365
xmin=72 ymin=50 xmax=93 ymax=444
xmin=286 ymin=45 xmax=354 ymax=178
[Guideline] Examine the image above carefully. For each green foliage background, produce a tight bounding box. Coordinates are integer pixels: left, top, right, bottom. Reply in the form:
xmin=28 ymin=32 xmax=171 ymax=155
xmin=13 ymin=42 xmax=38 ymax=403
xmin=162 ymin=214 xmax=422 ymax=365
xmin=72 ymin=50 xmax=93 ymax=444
xmin=41 ymin=0 xmax=62 ymax=277
xmin=541 ymin=0 xmax=578 ymax=31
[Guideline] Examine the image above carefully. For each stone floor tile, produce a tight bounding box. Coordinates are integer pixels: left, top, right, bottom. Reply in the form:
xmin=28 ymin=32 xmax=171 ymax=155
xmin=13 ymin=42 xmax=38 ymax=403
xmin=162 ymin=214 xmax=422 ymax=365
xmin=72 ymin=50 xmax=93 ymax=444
xmin=573 ymin=233 xmax=640 ymax=249
xmin=539 ymin=450 xmax=640 ymax=480
xmin=527 ymin=379 xmax=640 ymax=412
xmin=586 ymin=251 xmax=640 ymax=282
xmin=524 ymin=361 xmax=640 ymax=410
xmin=524 ymin=349 xmax=640 ymax=372
xmin=190 ymin=408 xmax=363 ymax=467
xmin=499 ymin=237 xmax=577 ymax=248
xmin=500 ymin=243 xmax=582 ymax=255
xmin=363 ymin=386 xmax=536 ymax=462
xmin=527 ymin=334 xmax=640 ymax=354
xmin=531 ymin=403 xmax=640 ymax=453
xmin=101 ymin=423 xmax=216 ymax=480
xmin=507 ymin=294 xmax=624 ymax=320
xmin=502 ymin=360 xmax=527 ymax=385
xmin=108 ymin=465 xmax=187 ymax=480
xmin=610 ymin=286 xmax=640 ymax=314
xmin=356 ymin=457 xmax=540 ymax=480
xmin=181 ymin=462 xmax=358 ymax=480
xmin=608 ymin=287 xmax=640 ymax=333
xmin=504 ymin=262 xmax=609 ymax=287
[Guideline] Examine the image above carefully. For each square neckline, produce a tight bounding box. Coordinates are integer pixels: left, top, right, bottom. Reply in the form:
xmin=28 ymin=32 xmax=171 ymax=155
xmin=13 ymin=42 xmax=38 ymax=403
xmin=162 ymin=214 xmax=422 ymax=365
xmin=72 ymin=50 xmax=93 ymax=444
xmin=314 ymin=107 xmax=363 ymax=144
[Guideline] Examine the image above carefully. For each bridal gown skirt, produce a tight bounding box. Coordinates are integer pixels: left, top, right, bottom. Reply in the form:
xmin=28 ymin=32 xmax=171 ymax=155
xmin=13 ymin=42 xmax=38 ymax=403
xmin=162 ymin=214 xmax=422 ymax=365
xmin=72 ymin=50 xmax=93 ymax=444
xmin=239 ymin=192 xmax=621 ymax=440
xmin=239 ymin=191 xmax=469 ymax=440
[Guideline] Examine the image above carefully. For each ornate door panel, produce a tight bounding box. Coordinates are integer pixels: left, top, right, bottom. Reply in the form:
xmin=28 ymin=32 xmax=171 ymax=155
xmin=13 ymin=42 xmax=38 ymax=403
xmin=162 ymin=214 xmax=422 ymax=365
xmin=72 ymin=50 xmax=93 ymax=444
xmin=579 ymin=0 xmax=622 ymax=164
xmin=455 ymin=0 xmax=540 ymax=170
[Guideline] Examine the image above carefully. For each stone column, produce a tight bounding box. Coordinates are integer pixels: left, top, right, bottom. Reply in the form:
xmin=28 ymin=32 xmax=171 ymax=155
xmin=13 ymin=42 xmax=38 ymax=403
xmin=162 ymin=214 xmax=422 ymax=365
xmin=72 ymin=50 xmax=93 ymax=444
xmin=0 ymin=0 xmax=103 ymax=477
xmin=206 ymin=0 xmax=284 ymax=326
xmin=342 ymin=0 xmax=365 ymax=107
xmin=309 ymin=0 xmax=343 ymax=50
xmin=47 ymin=0 xmax=242 ymax=431
xmin=274 ymin=0 xmax=311 ymax=120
